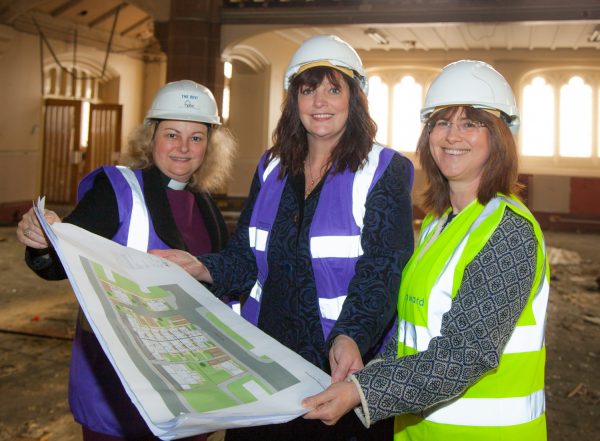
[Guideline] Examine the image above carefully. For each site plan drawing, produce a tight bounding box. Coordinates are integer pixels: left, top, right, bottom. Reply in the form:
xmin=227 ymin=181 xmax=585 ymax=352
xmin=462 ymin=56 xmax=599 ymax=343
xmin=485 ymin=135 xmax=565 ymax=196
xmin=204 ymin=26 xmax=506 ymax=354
xmin=34 ymin=199 xmax=331 ymax=440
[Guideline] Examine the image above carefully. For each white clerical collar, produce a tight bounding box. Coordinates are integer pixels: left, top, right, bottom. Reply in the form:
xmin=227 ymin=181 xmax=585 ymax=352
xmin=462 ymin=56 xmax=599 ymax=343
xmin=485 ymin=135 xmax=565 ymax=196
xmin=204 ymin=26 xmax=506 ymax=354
xmin=167 ymin=179 xmax=187 ymax=190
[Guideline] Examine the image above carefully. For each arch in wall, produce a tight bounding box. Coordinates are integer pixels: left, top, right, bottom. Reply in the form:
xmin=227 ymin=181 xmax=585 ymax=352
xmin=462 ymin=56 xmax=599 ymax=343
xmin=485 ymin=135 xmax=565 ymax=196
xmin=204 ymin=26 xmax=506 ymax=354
xmin=222 ymin=44 xmax=269 ymax=73
xmin=43 ymin=52 xmax=120 ymax=101
xmin=220 ymin=42 xmax=271 ymax=196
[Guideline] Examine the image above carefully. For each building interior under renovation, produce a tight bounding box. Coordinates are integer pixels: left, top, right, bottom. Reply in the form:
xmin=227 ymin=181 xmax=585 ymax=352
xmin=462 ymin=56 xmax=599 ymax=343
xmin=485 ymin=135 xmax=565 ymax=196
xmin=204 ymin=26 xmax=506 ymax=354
xmin=0 ymin=1 xmax=599 ymax=440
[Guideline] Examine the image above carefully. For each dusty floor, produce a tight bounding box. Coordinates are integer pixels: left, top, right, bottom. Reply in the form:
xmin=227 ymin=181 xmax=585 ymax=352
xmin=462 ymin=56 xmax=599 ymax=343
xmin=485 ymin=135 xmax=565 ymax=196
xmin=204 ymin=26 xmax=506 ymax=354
xmin=0 ymin=225 xmax=599 ymax=441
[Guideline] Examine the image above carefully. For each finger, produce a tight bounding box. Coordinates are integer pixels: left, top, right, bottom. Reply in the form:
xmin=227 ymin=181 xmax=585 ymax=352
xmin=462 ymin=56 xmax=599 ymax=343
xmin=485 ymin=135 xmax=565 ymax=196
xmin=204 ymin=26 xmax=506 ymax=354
xmin=302 ymin=403 xmax=340 ymax=425
xmin=148 ymin=249 xmax=171 ymax=258
xmin=328 ymin=350 xmax=338 ymax=374
xmin=331 ymin=355 xmax=352 ymax=383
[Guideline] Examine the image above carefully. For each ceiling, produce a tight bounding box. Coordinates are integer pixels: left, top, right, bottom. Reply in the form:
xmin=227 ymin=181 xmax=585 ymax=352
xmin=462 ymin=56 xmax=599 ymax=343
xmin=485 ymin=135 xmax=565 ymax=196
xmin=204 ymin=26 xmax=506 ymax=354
xmin=274 ymin=22 xmax=600 ymax=52
xmin=0 ymin=0 xmax=156 ymax=57
xmin=1 ymin=0 xmax=599 ymax=59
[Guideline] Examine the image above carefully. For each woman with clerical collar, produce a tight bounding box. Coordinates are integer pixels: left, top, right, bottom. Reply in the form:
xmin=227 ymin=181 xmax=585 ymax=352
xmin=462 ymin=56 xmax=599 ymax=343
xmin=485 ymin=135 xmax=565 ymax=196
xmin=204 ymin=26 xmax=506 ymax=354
xmin=16 ymin=79 xmax=236 ymax=441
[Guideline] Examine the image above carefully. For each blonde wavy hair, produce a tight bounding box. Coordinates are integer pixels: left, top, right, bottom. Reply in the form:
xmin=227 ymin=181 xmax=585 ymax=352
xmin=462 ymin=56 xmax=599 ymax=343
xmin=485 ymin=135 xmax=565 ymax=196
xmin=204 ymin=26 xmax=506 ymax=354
xmin=122 ymin=120 xmax=237 ymax=193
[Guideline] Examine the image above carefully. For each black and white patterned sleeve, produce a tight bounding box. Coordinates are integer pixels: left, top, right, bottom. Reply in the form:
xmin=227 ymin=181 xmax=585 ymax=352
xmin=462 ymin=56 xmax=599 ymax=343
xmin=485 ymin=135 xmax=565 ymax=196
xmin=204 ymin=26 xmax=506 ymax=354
xmin=351 ymin=209 xmax=539 ymax=426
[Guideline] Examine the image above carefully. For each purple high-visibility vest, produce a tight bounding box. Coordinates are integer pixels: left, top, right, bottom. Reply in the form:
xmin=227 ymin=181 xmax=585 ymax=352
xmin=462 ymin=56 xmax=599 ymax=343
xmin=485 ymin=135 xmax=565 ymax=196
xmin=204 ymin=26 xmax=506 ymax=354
xmin=245 ymin=144 xmax=395 ymax=340
xmin=70 ymin=165 xmax=170 ymax=437
xmin=77 ymin=166 xmax=170 ymax=250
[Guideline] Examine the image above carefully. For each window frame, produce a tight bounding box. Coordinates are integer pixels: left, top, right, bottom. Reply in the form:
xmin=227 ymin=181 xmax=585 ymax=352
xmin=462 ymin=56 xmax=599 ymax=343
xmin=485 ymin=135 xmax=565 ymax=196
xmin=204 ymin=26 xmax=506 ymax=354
xmin=519 ymin=67 xmax=600 ymax=177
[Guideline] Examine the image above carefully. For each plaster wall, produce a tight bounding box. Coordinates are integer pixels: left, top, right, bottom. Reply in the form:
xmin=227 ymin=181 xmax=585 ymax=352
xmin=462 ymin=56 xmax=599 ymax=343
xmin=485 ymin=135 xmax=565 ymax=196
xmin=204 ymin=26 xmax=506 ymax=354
xmin=0 ymin=25 xmax=43 ymax=203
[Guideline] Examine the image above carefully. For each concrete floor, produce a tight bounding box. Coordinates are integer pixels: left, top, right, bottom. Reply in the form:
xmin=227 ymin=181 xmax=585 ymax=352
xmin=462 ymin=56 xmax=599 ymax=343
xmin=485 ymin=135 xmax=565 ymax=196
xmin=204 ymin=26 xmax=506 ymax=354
xmin=0 ymin=225 xmax=599 ymax=441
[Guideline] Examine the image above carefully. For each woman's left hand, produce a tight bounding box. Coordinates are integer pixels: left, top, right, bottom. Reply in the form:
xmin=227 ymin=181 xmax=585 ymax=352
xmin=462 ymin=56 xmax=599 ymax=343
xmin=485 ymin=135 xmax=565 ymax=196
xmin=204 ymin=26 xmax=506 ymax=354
xmin=302 ymin=380 xmax=361 ymax=425
xmin=329 ymin=335 xmax=363 ymax=382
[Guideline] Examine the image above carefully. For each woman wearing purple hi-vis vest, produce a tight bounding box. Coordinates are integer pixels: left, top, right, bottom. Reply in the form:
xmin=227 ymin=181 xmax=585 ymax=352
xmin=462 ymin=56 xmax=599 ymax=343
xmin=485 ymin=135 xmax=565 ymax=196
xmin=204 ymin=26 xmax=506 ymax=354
xmin=153 ymin=35 xmax=415 ymax=441
xmin=17 ymin=80 xmax=235 ymax=441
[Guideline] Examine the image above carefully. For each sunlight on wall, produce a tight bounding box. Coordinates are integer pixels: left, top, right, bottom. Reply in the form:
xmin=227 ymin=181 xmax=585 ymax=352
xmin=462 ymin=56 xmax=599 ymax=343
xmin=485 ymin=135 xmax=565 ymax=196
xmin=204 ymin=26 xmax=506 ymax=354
xmin=222 ymin=61 xmax=233 ymax=122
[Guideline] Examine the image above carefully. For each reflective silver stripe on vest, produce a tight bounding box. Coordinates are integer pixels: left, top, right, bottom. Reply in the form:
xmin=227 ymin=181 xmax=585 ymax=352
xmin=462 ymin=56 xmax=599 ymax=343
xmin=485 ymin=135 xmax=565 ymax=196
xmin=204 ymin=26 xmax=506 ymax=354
xmin=248 ymin=227 xmax=269 ymax=252
xmin=311 ymin=236 xmax=362 ymax=258
xmin=262 ymin=156 xmax=280 ymax=182
xmin=352 ymin=144 xmax=384 ymax=230
xmin=422 ymin=389 xmax=545 ymax=426
xmin=248 ymin=157 xmax=281 ymax=253
xmin=314 ymin=145 xmax=384 ymax=320
xmin=499 ymin=197 xmax=549 ymax=354
xmin=249 ymin=281 xmax=262 ymax=302
xmin=116 ymin=166 xmax=150 ymax=252
xmin=319 ymin=295 xmax=348 ymax=321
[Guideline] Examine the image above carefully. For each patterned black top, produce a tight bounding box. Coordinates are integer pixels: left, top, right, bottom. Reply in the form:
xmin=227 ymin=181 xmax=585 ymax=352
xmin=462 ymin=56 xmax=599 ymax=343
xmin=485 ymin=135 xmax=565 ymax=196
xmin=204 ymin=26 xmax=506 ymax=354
xmin=352 ymin=209 xmax=539 ymax=425
xmin=201 ymin=153 xmax=414 ymax=371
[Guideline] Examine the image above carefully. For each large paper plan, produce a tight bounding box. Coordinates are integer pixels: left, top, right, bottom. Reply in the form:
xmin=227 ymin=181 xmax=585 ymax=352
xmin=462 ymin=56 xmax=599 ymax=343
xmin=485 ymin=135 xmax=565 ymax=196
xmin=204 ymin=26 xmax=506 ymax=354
xmin=34 ymin=199 xmax=330 ymax=440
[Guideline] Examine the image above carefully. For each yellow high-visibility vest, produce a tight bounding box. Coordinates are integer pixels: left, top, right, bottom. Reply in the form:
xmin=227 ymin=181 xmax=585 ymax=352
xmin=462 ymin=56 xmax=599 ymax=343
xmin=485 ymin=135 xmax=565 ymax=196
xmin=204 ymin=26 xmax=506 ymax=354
xmin=395 ymin=195 xmax=548 ymax=440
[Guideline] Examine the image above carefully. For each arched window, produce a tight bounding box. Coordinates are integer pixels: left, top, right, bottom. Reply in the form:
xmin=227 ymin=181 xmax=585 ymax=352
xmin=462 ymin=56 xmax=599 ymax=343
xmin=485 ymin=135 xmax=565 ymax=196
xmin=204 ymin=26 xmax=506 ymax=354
xmin=368 ymin=75 xmax=389 ymax=145
xmin=522 ymin=76 xmax=554 ymax=156
xmin=368 ymin=71 xmax=428 ymax=153
xmin=519 ymin=68 xmax=600 ymax=175
xmin=559 ymin=76 xmax=592 ymax=158
xmin=391 ymin=75 xmax=422 ymax=152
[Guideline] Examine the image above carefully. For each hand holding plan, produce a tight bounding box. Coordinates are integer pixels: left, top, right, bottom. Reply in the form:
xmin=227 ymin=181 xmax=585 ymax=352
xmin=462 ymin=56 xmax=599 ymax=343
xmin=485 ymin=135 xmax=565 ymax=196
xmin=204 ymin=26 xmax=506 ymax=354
xmin=33 ymin=198 xmax=331 ymax=440
xmin=150 ymin=248 xmax=213 ymax=283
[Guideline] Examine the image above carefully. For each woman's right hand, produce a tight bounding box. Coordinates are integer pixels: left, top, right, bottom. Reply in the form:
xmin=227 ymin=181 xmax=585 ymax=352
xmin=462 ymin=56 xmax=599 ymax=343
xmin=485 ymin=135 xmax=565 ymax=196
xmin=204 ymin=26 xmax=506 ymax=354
xmin=149 ymin=249 xmax=213 ymax=283
xmin=17 ymin=208 xmax=61 ymax=249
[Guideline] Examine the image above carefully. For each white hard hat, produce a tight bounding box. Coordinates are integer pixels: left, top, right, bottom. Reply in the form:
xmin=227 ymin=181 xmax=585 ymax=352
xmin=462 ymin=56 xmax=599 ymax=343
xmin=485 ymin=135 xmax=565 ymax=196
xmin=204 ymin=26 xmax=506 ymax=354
xmin=145 ymin=80 xmax=221 ymax=125
xmin=284 ymin=34 xmax=368 ymax=93
xmin=421 ymin=60 xmax=520 ymax=133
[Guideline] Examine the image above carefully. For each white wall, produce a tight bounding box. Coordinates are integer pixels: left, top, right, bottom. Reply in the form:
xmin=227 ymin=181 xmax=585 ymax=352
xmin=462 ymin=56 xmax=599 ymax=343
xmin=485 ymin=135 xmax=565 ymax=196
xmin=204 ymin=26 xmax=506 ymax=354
xmin=0 ymin=25 xmax=44 ymax=202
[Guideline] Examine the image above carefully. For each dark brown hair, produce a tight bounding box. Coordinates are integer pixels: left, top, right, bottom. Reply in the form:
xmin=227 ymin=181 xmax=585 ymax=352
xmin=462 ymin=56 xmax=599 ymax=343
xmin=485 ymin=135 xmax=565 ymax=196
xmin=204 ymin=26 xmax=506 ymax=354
xmin=417 ymin=106 xmax=522 ymax=216
xmin=268 ymin=66 xmax=377 ymax=177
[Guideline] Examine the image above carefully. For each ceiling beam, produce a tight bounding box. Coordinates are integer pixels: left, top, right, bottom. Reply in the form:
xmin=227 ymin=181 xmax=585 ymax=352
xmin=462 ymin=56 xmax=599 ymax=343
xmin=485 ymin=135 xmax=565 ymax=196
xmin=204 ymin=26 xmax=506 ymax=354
xmin=88 ymin=2 xmax=128 ymax=28
xmin=50 ymin=0 xmax=83 ymax=18
xmin=221 ymin=0 xmax=600 ymax=25
xmin=120 ymin=15 xmax=151 ymax=36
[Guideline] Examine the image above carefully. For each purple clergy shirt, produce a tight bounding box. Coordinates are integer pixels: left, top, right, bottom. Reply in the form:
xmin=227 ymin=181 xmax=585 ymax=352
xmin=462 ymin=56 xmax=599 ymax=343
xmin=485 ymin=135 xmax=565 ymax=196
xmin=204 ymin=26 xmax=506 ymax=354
xmin=166 ymin=188 xmax=211 ymax=256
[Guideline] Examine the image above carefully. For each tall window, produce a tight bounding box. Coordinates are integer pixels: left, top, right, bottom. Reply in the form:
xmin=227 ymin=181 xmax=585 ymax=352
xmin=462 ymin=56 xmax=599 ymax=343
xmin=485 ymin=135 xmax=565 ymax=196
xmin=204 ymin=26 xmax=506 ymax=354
xmin=392 ymin=76 xmax=422 ymax=152
xmin=368 ymin=72 xmax=427 ymax=153
xmin=521 ymin=70 xmax=600 ymax=164
xmin=559 ymin=76 xmax=592 ymax=157
xmin=368 ymin=75 xmax=389 ymax=145
xmin=521 ymin=76 xmax=554 ymax=156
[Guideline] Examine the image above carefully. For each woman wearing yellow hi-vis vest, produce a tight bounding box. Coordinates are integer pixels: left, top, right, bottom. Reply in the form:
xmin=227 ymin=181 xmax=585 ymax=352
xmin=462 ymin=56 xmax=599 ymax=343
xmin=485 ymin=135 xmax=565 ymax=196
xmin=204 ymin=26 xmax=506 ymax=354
xmin=303 ymin=59 xmax=549 ymax=441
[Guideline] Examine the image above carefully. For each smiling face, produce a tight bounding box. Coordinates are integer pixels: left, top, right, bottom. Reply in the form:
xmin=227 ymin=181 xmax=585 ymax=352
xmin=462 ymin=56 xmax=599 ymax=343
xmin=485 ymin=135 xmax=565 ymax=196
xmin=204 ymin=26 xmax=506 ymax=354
xmin=297 ymin=71 xmax=350 ymax=149
xmin=152 ymin=120 xmax=208 ymax=183
xmin=429 ymin=107 xmax=491 ymax=190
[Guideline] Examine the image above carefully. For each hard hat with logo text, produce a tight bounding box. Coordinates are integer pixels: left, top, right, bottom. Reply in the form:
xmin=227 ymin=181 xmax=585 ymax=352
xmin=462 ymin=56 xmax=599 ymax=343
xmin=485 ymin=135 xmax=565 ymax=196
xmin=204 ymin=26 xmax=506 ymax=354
xmin=421 ymin=60 xmax=520 ymax=133
xmin=284 ymin=34 xmax=368 ymax=93
xmin=145 ymin=80 xmax=221 ymax=125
